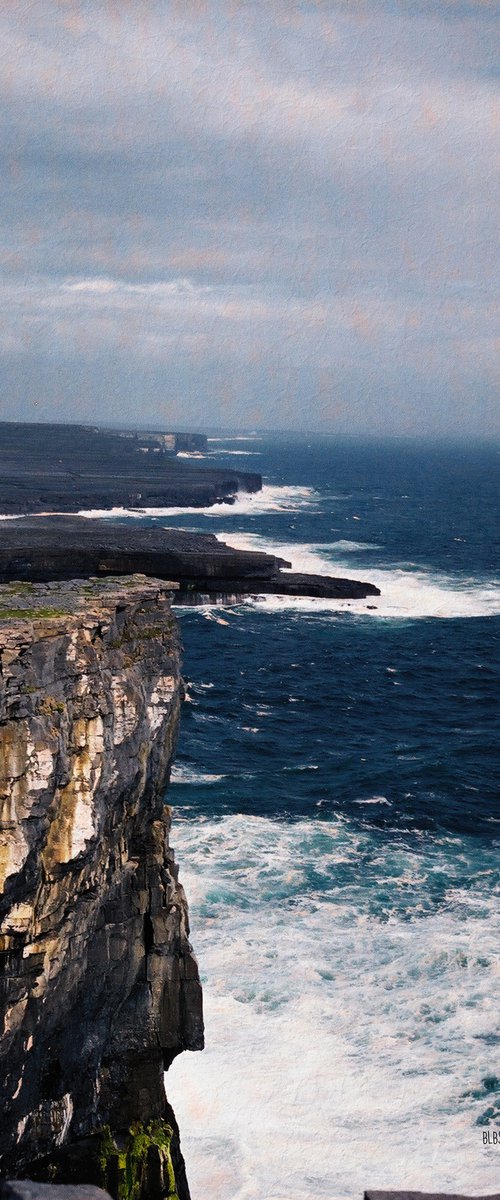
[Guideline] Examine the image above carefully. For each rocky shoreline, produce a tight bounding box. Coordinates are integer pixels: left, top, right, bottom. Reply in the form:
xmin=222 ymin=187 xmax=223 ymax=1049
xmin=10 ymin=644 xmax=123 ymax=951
xmin=0 ymin=517 xmax=380 ymax=603
xmin=0 ymin=422 xmax=380 ymax=604
xmin=0 ymin=423 xmax=260 ymax=515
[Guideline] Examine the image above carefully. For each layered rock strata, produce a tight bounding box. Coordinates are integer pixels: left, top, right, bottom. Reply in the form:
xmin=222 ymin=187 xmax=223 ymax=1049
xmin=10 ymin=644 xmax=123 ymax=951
xmin=0 ymin=579 xmax=203 ymax=1198
xmin=0 ymin=518 xmax=381 ymax=602
xmin=0 ymin=422 xmax=260 ymax=514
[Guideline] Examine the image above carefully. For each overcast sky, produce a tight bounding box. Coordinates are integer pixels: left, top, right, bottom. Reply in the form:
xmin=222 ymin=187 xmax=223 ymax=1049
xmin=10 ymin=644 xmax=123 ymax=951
xmin=0 ymin=0 xmax=498 ymax=436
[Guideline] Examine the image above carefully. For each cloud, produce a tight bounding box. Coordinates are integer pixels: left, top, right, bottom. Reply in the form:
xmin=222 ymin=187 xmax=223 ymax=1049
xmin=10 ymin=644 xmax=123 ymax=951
xmin=0 ymin=273 xmax=496 ymax=403
xmin=0 ymin=1 xmax=497 ymax=434
xmin=61 ymin=277 xmax=210 ymax=297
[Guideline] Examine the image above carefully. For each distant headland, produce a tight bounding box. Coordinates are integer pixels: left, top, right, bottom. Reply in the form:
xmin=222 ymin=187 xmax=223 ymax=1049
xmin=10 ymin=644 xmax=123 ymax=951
xmin=0 ymin=422 xmax=260 ymax=515
xmin=0 ymin=422 xmax=380 ymax=603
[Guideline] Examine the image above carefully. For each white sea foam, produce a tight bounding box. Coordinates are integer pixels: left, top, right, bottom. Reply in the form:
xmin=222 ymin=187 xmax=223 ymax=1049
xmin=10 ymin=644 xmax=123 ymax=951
xmin=283 ymin=763 xmax=319 ymax=772
xmin=353 ymin=795 xmax=392 ymax=805
xmin=169 ymin=766 xmax=226 ymax=785
xmin=167 ymin=813 xmax=500 ymax=1200
xmin=177 ymin=448 xmax=258 ymax=456
xmin=214 ymin=531 xmax=500 ymax=619
xmin=1 ymin=485 xmax=317 ymax=523
xmin=0 ymin=510 xmax=68 ymax=521
xmin=71 ymin=485 xmax=318 ymax=521
xmin=321 ymin=539 xmax=382 ymax=552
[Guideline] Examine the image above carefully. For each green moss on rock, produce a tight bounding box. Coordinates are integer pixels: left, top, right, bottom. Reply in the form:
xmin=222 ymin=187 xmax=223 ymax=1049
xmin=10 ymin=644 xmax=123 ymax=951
xmin=0 ymin=606 xmax=68 ymax=620
xmin=3 ymin=581 xmax=36 ymax=594
xmin=99 ymin=1120 xmax=180 ymax=1200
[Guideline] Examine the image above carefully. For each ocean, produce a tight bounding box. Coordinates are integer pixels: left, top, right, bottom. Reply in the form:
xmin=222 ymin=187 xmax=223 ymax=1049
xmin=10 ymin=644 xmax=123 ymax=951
xmin=88 ymin=436 xmax=500 ymax=1199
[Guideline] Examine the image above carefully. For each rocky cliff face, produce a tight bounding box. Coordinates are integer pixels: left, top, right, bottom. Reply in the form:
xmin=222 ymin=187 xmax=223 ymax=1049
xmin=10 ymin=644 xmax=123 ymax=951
xmin=0 ymin=578 xmax=203 ymax=1199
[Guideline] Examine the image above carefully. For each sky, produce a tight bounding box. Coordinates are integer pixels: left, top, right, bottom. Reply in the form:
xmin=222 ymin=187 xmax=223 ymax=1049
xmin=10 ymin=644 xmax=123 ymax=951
xmin=0 ymin=0 xmax=498 ymax=437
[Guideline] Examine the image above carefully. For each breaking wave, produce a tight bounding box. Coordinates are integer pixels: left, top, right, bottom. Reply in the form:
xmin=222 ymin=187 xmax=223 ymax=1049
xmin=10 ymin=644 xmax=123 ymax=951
xmin=168 ymin=811 xmax=500 ymax=1200
xmin=214 ymin=531 xmax=500 ymax=619
xmin=72 ymin=485 xmax=318 ymax=521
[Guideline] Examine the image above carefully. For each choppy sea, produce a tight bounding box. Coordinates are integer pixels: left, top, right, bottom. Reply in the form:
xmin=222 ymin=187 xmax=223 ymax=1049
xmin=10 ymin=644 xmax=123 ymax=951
xmin=89 ymin=436 xmax=500 ymax=1199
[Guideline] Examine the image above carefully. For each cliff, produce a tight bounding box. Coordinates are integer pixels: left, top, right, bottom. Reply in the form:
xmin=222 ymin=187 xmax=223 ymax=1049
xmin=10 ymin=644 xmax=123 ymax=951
xmin=0 ymin=422 xmax=260 ymax=514
xmin=0 ymin=579 xmax=203 ymax=1199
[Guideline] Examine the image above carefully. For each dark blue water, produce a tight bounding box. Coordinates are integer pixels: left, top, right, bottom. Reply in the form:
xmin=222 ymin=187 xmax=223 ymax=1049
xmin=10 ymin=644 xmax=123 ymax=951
xmin=177 ymin=610 xmax=498 ymax=837
xmin=172 ymin=437 xmax=500 ymax=839
xmin=177 ymin=436 xmax=500 ymax=573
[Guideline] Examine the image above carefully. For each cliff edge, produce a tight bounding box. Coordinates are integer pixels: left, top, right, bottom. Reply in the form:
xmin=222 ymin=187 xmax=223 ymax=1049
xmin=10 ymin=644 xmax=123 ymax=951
xmin=0 ymin=579 xmax=203 ymax=1199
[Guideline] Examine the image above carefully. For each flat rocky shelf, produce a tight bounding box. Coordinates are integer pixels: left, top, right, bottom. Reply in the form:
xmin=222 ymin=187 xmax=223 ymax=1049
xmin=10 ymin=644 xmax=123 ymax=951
xmin=0 ymin=575 xmax=178 ymax=630
xmin=0 ymin=517 xmax=380 ymax=602
xmin=0 ymin=421 xmax=260 ymax=513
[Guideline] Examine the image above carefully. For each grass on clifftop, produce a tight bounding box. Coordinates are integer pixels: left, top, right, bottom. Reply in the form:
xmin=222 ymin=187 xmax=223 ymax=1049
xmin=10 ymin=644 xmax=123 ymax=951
xmin=0 ymin=606 xmax=68 ymax=620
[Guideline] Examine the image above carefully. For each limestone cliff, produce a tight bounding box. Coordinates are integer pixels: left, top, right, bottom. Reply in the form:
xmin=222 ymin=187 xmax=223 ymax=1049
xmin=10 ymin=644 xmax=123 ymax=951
xmin=0 ymin=578 xmax=203 ymax=1199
